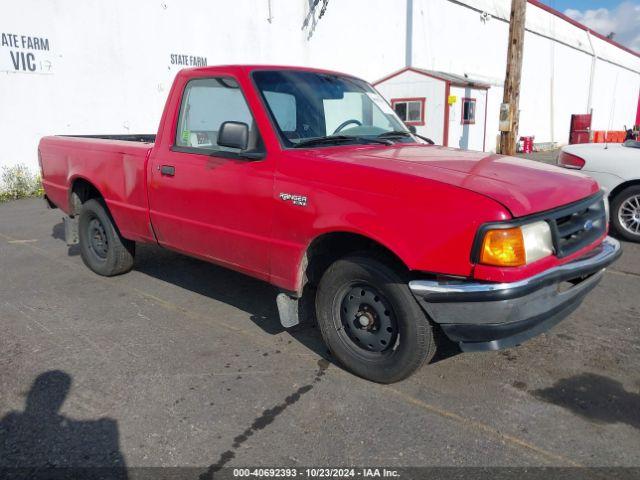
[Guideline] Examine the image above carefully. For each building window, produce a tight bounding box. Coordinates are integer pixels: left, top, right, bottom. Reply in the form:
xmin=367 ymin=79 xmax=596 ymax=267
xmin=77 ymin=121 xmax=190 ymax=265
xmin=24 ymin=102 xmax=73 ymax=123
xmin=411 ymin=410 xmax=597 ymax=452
xmin=391 ymin=98 xmax=425 ymax=126
xmin=461 ymin=97 xmax=476 ymax=125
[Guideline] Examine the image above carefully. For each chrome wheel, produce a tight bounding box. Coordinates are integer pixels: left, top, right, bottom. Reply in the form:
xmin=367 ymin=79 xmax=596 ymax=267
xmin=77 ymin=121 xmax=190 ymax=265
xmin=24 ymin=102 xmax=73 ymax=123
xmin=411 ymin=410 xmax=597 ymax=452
xmin=618 ymin=194 xmax=640 ymax=235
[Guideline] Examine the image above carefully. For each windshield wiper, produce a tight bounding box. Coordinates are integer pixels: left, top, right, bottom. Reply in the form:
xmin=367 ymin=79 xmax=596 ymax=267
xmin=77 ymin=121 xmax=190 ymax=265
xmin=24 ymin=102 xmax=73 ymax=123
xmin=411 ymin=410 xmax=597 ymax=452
xmin=293 ymin=135 xmax=392 ymax=148
xmin=378 ymin=131 xmax=435 ymax=145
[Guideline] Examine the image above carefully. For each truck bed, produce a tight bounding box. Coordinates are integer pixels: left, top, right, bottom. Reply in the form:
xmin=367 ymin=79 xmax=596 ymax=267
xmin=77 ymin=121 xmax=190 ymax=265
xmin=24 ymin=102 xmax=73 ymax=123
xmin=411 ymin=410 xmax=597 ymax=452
xmin=39 ymin=135 xmax=156 ymax=243
xmin=59 ymin=134 xmax=156 ymax=143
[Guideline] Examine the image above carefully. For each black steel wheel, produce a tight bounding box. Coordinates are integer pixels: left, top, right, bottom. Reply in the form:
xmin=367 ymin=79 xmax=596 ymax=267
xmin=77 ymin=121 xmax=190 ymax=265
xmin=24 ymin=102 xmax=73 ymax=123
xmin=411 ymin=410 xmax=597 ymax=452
xmin=316 ymin=254 xmax=436 ymax=383
xmin=78 ymin=199 xmax=135 ymax=276
xmin=87 ymin=217 xmax=109 ymax=261
xmin=339 ymin=284 xmax=398 ymax=353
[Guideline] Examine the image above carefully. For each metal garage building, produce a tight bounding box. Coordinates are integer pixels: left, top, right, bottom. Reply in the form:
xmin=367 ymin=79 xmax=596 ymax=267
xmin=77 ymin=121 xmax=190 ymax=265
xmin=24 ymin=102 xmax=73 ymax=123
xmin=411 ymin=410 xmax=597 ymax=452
xmin=1 ymin=0 xmax=639 ymax=172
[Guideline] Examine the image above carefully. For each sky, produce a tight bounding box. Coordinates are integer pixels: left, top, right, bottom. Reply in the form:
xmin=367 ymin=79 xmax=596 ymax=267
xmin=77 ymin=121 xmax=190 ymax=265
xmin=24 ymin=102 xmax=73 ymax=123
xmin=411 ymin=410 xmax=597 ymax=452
xmin=541 ymin=0 xmax=640 ymax=51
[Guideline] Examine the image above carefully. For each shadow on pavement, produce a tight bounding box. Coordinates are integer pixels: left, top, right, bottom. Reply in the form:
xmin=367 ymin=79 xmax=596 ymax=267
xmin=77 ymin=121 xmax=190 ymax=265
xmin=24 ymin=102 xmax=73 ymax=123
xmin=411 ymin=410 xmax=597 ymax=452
xmin=531 ymin=373 xmax=640 ymax=429
xmin=0 ymin=370 xmax=127 ymax=476
xmin=132 ymin=244 xmax=331 ymax=361
xmin=51 ymin=232 xmax=461 ymax=369
xmin=131 ymin=244 xmax=462 ymax=366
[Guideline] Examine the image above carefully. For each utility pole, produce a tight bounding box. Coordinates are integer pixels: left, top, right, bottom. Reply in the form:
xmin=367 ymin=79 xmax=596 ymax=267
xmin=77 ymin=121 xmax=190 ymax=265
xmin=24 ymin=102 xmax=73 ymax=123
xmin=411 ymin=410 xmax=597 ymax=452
xmin=500 ymin=0 xmax=527 ymax=155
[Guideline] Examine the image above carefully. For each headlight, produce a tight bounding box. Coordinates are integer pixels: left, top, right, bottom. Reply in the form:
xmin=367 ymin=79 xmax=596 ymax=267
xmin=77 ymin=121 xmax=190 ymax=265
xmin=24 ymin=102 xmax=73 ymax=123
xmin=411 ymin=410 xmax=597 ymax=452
xmin=479 ymin=221 xmax=554 ymax=267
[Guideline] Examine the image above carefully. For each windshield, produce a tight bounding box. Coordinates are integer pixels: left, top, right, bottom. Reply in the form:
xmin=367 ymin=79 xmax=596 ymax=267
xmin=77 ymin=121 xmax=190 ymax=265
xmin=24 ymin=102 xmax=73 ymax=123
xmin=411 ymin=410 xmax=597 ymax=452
xmin=253 ymin=70 xmax=410 ymax=147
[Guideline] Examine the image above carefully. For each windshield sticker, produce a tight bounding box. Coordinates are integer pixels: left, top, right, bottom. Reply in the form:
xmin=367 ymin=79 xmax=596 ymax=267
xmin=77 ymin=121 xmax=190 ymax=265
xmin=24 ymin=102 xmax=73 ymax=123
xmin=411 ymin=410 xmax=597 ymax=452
xmin=181 ymin=130 xmax=190 ymax=143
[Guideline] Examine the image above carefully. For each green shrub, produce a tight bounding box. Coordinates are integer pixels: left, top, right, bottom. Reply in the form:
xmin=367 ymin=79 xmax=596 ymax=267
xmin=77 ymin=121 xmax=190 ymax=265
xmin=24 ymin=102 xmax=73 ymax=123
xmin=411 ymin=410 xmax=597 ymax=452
xmin=0 ymin=164 xmax=43 ymax=202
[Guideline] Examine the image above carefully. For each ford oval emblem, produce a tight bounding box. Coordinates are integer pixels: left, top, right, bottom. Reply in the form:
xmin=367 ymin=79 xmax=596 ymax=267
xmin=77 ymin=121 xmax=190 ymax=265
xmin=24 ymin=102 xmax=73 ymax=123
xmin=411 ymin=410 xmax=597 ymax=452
xmin=584 ymin=219 xmax=594 ymax=231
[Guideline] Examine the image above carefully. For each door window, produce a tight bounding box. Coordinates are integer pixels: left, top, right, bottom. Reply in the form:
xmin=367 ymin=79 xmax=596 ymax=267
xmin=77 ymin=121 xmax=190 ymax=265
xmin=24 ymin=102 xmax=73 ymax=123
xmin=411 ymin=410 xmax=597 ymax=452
xmin=175 ymin=77 xmax=260 ymax=152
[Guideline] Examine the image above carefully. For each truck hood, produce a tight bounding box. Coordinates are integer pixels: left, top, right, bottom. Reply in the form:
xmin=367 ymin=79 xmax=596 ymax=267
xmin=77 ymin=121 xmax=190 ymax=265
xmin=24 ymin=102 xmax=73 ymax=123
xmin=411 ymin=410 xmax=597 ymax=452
xmin=320 ymin=145 xmax=599 ymax=218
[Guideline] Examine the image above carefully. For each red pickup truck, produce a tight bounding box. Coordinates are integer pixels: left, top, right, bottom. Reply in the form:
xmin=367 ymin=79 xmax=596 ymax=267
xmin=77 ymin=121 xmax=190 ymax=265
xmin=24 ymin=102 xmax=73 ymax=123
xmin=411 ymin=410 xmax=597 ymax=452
xmin=39 ymin=65 xmax=621 ymax=383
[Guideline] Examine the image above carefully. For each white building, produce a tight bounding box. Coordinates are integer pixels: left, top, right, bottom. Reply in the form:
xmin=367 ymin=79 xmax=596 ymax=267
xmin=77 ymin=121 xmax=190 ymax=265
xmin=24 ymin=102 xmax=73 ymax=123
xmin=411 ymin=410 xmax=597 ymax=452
xmin=1 ymin=0 xmax=639 ymax=172
xmin=374 ymin=68 xmax=490 ymax=151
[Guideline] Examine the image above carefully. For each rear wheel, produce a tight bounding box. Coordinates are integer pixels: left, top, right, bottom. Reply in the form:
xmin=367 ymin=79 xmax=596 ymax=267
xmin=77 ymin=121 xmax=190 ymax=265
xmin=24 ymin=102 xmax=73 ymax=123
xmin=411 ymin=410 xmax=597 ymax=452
xmin=316 ymin=254 xmax=435 ymax=383
xmin=610 ymin=186 xmax=640 ymax=243
xmin=78 ymin=199 xmax=135 ymax=276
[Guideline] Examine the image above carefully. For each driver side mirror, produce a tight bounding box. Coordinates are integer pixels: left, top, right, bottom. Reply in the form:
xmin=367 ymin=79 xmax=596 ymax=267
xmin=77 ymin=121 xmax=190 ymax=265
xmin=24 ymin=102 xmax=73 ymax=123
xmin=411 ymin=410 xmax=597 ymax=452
xmin=218 ymin=121 xmax=249 ymax=150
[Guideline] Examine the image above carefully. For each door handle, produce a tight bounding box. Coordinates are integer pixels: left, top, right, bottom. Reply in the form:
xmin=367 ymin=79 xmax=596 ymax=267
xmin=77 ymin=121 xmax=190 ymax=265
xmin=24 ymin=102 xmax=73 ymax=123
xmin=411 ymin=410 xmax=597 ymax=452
xmin=160 ymin=165 xmax=175 ymax=176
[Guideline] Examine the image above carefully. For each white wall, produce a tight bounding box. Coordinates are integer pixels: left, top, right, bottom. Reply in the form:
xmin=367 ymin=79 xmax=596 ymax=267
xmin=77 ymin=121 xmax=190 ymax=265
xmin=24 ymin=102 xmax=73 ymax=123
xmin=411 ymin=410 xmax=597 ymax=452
xmin=447 ymin=86 xmax=488 ymax=151
xmin=590 ymin=58 xmax=640 ymax=132
xmin=0 ymin=0 xmax=407 ymax=173
xmin=410 ymin=0 xmax=640 ymax=148
xmin=374 ymin=70 xmax=447 ymax=144
xmin=1 ymin=0 xmax=639 ymax=174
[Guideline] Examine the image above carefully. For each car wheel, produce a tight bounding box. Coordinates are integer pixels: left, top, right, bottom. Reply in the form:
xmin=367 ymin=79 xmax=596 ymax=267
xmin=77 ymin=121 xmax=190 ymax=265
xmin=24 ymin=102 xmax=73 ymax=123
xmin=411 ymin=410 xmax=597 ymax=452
xmin=316 ymin=254 xmax=436 ymax=383
xmin=610 ymin=185 xmax=640 ymax=242
xmin=78 ymin=199 xmax=135 ymax=276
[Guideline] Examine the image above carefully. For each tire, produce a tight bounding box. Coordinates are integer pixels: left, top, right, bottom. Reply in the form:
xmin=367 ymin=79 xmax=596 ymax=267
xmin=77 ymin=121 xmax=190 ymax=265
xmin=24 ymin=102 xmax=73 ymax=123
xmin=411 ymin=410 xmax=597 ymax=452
xmin=78 ymin=199 xmax=135 ymax=276
xmin=610 ymin=185 xmax=640 ymax=243
xmin=316 ymin=254 xmax=436 ymax=383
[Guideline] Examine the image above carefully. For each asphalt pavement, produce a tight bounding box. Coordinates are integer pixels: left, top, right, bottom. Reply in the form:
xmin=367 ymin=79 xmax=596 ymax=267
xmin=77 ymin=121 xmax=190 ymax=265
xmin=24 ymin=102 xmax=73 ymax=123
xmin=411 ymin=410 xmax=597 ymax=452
xmin=0 ymin=197 xmax=639 ymax=474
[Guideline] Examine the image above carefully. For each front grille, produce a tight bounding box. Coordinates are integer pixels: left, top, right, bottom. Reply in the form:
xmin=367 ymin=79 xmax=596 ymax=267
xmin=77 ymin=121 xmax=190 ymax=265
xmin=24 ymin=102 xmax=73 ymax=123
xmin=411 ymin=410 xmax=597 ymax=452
xmin=548 ymin=193 xmax=606 ymax=258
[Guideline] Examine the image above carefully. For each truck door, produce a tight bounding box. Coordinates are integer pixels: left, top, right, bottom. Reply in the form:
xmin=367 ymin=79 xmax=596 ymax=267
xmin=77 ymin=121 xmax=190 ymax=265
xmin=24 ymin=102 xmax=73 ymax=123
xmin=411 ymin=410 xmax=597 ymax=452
xmin=147 ymin=76 xmax=274 ymax=281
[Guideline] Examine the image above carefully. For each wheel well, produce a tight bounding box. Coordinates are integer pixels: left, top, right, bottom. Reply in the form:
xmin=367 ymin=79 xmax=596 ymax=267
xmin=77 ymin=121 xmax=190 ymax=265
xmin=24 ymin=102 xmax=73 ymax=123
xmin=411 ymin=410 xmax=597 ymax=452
xmin=69 ymin=178 xmax=103 ymax=216
xmin=299 ymin=232 xmax=408 ymax=294
xmin=609 ymin=180 xmax=640 ymax=203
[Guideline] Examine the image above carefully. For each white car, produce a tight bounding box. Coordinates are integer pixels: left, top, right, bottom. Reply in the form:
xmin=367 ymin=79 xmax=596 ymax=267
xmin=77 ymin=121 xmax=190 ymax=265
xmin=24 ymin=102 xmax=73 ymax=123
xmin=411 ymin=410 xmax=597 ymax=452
xmin=559 ymin=139 xmax=640 ymax=242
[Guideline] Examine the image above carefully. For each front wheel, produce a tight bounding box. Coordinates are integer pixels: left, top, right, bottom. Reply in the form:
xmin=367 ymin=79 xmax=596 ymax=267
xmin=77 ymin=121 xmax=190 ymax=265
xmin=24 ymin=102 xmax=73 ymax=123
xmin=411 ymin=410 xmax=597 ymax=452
xmin=78 ymin=199 xmax=135 ymax=276
xmin=610 ymin=186 xmax=640 ymax=242
xmin=316 ymin=254 xmax=436 ymax=383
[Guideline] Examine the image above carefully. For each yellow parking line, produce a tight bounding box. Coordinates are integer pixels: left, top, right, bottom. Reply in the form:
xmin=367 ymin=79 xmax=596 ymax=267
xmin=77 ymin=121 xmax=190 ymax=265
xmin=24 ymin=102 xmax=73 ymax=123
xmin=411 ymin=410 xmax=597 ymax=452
xmin=607 ymin=268 xmax=640 ymax=279
xmin=384 ymin=386 xmax=584 ymax=467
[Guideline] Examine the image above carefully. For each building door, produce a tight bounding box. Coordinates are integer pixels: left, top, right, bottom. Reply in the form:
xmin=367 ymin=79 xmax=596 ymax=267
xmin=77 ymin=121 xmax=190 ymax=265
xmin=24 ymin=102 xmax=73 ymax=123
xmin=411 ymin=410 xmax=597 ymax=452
xmin=569 ymin=113 xmax=592 ymax=144
xmin=447 ymin=87 xmax=487 ymax=151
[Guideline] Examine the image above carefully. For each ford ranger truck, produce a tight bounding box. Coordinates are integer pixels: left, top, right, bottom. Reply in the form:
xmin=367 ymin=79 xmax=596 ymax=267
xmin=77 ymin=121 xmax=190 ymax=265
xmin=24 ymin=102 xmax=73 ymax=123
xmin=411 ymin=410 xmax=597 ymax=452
xmin=39 ymin=65 xmax=622 ymax=383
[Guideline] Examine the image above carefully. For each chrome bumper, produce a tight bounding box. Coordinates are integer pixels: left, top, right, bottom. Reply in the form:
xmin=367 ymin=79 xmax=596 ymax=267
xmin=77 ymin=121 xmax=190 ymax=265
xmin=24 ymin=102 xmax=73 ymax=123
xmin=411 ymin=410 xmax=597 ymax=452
xmin=409 ymin=237 xmax=621 ymax=351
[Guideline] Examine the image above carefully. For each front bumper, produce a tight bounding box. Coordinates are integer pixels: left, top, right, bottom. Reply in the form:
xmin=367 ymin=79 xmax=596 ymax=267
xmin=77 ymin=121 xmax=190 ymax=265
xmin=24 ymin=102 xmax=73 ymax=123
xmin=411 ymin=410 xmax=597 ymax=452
xmin=409 ymin=236 xmax=622 ymax=352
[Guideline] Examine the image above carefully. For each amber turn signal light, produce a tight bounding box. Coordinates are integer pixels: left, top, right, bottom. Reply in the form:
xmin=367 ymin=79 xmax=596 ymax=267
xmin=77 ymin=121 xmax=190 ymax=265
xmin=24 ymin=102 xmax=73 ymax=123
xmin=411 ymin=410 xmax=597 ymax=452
xmin=480 ymin=227 xmax=526 ymax=267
